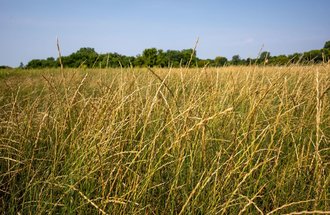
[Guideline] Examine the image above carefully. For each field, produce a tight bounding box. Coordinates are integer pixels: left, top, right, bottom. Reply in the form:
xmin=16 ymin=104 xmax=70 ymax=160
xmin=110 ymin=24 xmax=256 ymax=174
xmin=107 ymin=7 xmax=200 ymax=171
xmin=0 ymin=65 xmax=329 ymax=214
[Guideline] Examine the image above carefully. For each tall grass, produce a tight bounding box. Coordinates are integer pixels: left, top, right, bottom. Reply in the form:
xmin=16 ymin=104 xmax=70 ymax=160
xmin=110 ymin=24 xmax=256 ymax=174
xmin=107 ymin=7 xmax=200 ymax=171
xmin=0 ymin=65 xmax=329 ymax=214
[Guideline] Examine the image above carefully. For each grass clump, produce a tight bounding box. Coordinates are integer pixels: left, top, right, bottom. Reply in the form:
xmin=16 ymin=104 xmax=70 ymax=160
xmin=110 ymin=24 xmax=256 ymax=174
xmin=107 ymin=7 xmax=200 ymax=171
xmin=0 ymin=66 xmax=329 ymax=214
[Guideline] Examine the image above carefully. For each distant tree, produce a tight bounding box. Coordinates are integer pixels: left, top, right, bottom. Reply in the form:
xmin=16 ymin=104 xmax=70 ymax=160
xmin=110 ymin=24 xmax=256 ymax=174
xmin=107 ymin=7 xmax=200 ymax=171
xmin=322 ymin=48 xmax=330 ymax=62
xmin=231 ymin=55 xmax=241 ymax=65
xmin=197 ymin=59 xmax=210 ymax=67
xmin=26 ymin=59 xmax=44 ymax=69
xmin=99 ymin=54 xmax=108 ymax=68
xmin=19 ymin=62 xmax=24 ymax=69
xmin=246 ymin=58 xmax=253 ymax=65
xmin=44 ymin=57 xmax=58 ymax=68
xmin=62 ymin=47 xmax=98 ymax=68
xmin=181 ymin=49 xmax=196 ymax=67
xmin=134 ymin=55 xmax=144 ymax=67
xmin=0 ymin=65 xmax=12 ymax=69
xmin=109 ymin=52 xmax=124 ymax=67
xmin=76 ymin=47 xmax=98 ymax=67
xmin=127 ymin=56 xmax=136 ymax=67
xmin=304 ymin=50 xmax=323 ymax=63
xmin=214 ymin=56 xmax=228 ymax=66
xmin=23 ymin=40 xmax=330 ymax=69
xmin=288 ymin=53 xmax=302 ymax=64
xmin=156 ymin=49 xmax=167 ymax=67
xmin=142 ymin=48 xmax=158 ymax=67
xmin=259 ymin=51 xmax=271 ymax=64
xmin=166 ymin=50 xmax=181 ymax=67
xmin=269 ymin=55 xmax=289 ymax=65
xmin=324 ymin=41 xmax=330 ymax=49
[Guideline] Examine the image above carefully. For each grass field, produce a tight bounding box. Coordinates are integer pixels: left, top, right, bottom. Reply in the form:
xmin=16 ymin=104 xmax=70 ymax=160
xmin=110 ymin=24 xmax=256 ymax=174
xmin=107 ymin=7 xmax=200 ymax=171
xmin=0 ymin=65 xmax=329 ymax=214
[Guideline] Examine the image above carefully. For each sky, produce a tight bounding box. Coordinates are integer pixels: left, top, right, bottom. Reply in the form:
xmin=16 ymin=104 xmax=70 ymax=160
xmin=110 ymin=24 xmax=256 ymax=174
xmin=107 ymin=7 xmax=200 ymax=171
xmin=1 ymin=0 xmax=330 ymax=67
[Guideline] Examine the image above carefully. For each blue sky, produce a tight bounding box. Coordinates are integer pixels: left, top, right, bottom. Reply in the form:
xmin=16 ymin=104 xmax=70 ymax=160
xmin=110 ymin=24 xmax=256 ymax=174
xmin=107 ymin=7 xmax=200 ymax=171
xmin=1 ymin=0 xmax=330 ymax=67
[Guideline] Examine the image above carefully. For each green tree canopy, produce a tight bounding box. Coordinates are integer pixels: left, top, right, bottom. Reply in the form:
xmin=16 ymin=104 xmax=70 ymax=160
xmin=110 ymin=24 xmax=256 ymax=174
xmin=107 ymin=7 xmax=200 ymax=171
xmin=181 ymin=49 xmax=196 ymax=67
xmin=156 ymin=49 xmax=167 ymax=67
xmin=260 ymin=51 xmax=271 ymax=62
xmin=62 ymin=47 xmax=98 ymax=68
xmin=142 ymin=48 xmax=158 ymax=67
xmin=24 ymin=40 xmax=330 ymax=68
xmin=324 ymin=41 xmax=330 ymax=49
xmin=231 ymin=55 xmax=241 ymax=65
xmin=214 ymin=56 xmax=228 ymax=66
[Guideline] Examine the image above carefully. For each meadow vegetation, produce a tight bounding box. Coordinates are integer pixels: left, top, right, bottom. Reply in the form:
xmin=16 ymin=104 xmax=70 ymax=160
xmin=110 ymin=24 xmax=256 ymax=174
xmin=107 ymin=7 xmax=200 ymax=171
xmin=0 ymin=65 xmax=329 ymax=214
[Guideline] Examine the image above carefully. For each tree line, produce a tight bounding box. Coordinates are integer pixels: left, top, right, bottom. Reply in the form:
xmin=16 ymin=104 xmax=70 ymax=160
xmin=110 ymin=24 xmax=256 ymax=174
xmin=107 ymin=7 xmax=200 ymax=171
xmin=22 ymin=40 xmax=330 ymax=69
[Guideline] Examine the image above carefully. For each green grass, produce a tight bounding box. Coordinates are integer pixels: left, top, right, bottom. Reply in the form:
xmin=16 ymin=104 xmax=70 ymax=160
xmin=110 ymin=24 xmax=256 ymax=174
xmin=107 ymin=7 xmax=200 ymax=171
xmin=0 ymin=66 xmax=329 ymax=214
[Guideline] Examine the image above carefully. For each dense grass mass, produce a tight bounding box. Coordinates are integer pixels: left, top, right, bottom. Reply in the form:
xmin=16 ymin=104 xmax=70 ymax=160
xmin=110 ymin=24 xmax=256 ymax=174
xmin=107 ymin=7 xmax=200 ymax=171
xmin=0 ymin=66 xmax=329 ymax=214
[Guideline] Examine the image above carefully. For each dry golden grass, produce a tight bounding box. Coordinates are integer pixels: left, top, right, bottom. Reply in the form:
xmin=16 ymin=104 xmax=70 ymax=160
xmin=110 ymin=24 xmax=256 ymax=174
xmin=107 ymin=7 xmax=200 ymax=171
xmin=0 ymin=65 xmax=329 ymax=214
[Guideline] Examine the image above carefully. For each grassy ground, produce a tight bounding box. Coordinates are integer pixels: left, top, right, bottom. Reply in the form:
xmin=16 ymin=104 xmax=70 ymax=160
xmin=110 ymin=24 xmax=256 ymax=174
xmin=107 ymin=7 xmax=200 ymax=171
xmin=0 ymin=66 xmax=329 ymax=214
